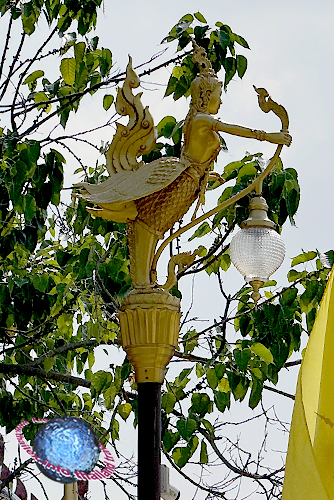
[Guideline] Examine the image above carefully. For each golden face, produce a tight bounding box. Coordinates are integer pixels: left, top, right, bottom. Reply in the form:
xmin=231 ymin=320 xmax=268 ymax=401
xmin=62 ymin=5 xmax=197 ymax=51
xmin=207 ymin=86 xmax=222 ymax=114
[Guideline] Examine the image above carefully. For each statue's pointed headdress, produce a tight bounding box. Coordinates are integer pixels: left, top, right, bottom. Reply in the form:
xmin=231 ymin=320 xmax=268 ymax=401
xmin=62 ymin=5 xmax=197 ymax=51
xmin=191 ymin=40 xmax=218 ymax=79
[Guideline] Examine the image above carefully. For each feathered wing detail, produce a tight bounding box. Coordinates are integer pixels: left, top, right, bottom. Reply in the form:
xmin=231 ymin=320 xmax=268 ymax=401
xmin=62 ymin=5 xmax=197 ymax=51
xmin=76 ymin=157 xmax=186 ymax=205
xmin=106 ymin=56 xmax=157 ymax=174
xmin=74 ymin=57 xmax=188 ymax=222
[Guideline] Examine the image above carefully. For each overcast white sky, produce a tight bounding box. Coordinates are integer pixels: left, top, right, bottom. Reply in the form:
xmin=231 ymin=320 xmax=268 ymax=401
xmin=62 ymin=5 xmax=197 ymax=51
xmin=2 ymin=1 xmax=334 ymax=499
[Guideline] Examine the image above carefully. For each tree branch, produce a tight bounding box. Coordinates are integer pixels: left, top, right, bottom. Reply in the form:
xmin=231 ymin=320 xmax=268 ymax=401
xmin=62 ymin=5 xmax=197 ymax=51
xmin=199 ymin=426 xmax=284 ymax=484
xmin=11 ymin=26 xmax=58 ymax=130
xmin=15 ymin=49 xmax=191 ymax=135
xmin=0 ymin=459 xmax=34 ymax=493
xmin=0 ymin=31 xmax=26 ymax=102
xmin=26 ymin=339 xmax=100 ymax=367
xmin=164 ymin=451 xmax=227 ymax=498
xmin=263 ymin=385 xmax=295 ymax=400
xmin=0 ymin=14 xmax=13 ymax=83
xmin=0 ymin=363 xmax=91 ymax=388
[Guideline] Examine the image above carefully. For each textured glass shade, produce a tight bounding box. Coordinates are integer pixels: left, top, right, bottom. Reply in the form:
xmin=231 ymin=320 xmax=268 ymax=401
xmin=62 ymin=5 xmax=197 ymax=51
xmin=230 ymin=227 xmax=285 ymax=283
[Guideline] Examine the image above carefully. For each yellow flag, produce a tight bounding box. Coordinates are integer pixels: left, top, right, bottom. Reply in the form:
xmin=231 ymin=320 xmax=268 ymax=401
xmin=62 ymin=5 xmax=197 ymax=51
xmin=282 ymin=269 xmax=334 ymax=499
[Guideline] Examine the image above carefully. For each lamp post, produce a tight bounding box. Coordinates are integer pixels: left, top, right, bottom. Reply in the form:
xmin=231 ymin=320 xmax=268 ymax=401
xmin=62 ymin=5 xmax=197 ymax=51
xmin=118 ymin=289 xmax=181 ymax=500
xmin=75 ymin=44 xmax=291 ymax=500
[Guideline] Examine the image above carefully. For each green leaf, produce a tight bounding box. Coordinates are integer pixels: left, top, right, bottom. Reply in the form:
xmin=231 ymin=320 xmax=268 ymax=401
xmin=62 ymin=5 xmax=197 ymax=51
xmin=24 ymin=195 xmax=37 ymax=222
xmin=236 ymin=54 xmax=247 ymax=78
xmin=172 ymin=446 xmax=191 ymax=468
xmin=251 ymin=343 xmax=273 ymax=364
xmin=179 ymin=14 xmax=194 ymax=23
xmin=200 ymin=440 xmax=208 ymax=463
xmin=104 ymin=385 xmax=117 ymax=409
xmin=60 ymin=58 xmax=76 ymax=85
xmin=57 ymin=314 xmax=73 ymax=336
xmin=206 ymin=368 xmax=218 ymax=389
xmin=188 ymin=222 xmax=211 ymax=241
xmin=23 ymin=70 xmax=44 ymax=85
xmin=183 ymin=329 xmax=198 ymax=354
xmin=196 ymin=363 xmax=205 ymax=378
xmin=118 ymin=402 xmax=132 ymax=421
xmin=214 ymin=363 xmax=225 ymax=379
xmin=177 ymin=418 xmax=197 ymax=441
xmin=43 ymin=357 xmax=54 ymax=372
xmin=291 ymin=251 xmax=317 ymax=267
xmin=239 ymin=315 xmax=252 ymax=337
xmin=234 ymin=34 xmax=250 ymax=49
xmin=214 ymin=390 xmax=230 ymax=412
xmin=100 ymin=48 xmax=112 ymax=77
xmin=233 ymin=381 xmax=248 ymax=401
xmin=233 ymin=348 xmax=251 ymax=371
xmin=103 ymin=94 xmax=114 ymax=110
xmin=32 ymin=274 xmax=49 ymax=293
xmin=287 ymin=269 xmax=307 ymax=282
xmin=223 ymin=57 xmax=236 ymax=87
xmin=74 ymin=42 xmax=85 ymax=64
xmin=249 ymin=378 xmax=263 ymax=409
xmin=164 ymin=76 xmax=178 ymax=97
xmin=121 ymin=363 xmax=131 ymax=380
xmin=91 ymin=370 xmax=111 ymax=395
xmin=217 ymin=377 xmax=230 ymax=392
xmin=201 ymin=419 xmax=214 ymax=438
xmin=188 ymin=435 xmax=199 ymax=457
xmin=237 ymin=162 xmax=258 ymax=181
xmin=323 ymin=250 xmax=334 ymax=267
xmin=178 ymin=367 xmax=193 ymax=382
xmin=194 ymin=12 xmax=207 ymax=23
xmin=162 ymin=393 xmax=176 ymax=414
xmin=163 ymin=431 xmax=180 ymax=452
xmin=191 ymin=393 xmax=210 ymax=417
xmin=218 ymin=30 xmax=230 ymax=48
xmin=157 ymin=115 xmax=177 ymax=138
xmin=251 ymin=368 xmax=263 ymax=379
xmin=112 ymin=418 xmax=119 ymax=440
xmin=281 ymin=287 xmax=298 ymax=306
xmin=88 ymin=351 xmax=95 ymax=369
xmin=34 ymin=92 xmax=51 ymax=112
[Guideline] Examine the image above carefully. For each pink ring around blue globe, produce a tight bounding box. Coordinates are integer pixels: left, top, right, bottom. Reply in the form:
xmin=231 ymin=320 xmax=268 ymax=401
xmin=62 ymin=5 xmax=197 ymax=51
xmin=15 ymin=418 xmax=115 ymax=483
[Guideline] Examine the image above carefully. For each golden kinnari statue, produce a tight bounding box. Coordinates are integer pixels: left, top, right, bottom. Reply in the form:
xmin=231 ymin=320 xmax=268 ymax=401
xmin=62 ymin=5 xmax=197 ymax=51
xmin=75 ymin=43 xmax=291 ymax=383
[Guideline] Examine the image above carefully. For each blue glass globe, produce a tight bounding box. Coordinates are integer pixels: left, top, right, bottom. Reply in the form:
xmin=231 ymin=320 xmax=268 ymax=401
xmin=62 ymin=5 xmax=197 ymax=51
xmin=33 ymin=417 xmax=100 ymax=483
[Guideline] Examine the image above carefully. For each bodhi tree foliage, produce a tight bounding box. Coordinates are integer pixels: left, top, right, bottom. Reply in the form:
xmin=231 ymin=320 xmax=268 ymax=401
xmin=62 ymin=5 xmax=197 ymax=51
xmin=0 ymin=4 xmax=332 ymax=499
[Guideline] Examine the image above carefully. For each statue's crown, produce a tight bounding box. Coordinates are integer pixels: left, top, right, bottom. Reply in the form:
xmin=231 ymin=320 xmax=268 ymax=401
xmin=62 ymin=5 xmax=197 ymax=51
xmin=192 ymin=40 xmax=217 ymax=79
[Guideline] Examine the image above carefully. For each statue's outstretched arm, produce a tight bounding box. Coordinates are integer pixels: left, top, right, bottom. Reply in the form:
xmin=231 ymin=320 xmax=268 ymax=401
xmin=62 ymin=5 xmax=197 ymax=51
xmin=214 ymin=120 xmax=292 ymax=146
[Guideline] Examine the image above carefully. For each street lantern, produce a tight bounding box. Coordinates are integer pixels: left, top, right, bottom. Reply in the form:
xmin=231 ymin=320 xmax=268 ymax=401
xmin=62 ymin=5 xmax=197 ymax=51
xmin=75 ymin=41 xmax=291 ymax=500
xmin=230 ymin=195 xmax=286 ymax=303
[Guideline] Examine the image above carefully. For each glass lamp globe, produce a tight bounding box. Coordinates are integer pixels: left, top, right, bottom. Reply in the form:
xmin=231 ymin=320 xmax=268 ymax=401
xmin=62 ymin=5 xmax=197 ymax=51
xmin=229 ymin=196 xmax=286 ymax=303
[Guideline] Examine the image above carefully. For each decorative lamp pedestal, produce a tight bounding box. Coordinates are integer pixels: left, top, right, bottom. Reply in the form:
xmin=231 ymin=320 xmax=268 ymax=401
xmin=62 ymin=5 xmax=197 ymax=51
xmin=119 ymin=288 xmax=181 ymax=384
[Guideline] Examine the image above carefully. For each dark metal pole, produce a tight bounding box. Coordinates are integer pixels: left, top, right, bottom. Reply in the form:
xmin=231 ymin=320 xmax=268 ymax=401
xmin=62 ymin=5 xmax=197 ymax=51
xmin=137 ymin=382 xmax=161 ymax=500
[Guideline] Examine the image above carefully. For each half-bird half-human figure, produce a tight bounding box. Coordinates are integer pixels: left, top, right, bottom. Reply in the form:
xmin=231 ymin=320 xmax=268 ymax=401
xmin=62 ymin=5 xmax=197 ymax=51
xmin=74 ymin=42 xmax=292 ymax=289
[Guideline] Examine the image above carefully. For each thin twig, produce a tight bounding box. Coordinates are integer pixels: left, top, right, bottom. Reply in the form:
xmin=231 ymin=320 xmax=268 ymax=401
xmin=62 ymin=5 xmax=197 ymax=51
xmin=0 ymin=459 xmax=33 ymax=493
xmin=0 ymin=14 xmax=13 ymax=83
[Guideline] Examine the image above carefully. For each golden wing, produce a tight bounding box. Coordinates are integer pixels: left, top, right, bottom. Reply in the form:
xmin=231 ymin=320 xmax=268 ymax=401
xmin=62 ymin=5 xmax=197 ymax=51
xmin=106 ymin=56 xmax=157 ymax=174
xmin=74 ymin=57 xmax=186 ymax=222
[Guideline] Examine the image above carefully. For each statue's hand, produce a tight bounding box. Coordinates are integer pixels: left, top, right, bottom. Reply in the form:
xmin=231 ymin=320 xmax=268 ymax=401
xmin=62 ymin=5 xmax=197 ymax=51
xmin=266 ymin=131 xmax=292 ymax=146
